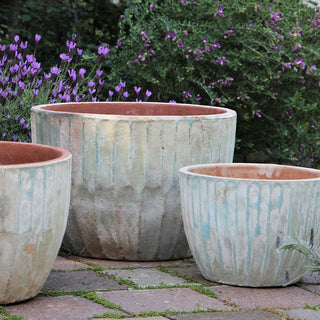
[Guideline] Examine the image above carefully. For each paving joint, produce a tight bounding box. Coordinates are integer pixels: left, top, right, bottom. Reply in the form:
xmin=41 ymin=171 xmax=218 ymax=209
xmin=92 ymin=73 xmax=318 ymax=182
xmin=2 ymin=255 xmax=320 ymax=319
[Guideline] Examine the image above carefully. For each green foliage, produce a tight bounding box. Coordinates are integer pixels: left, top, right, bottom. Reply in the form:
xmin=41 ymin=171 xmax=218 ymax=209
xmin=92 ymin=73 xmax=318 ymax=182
xmin=281 ymin=236 xmax=320 ymax=273
xmin=0 ymin=307 xmax=23 ymax=320
xmin=108 ymin=0 xmax=320 ymax=167
xmin=0 ymin=0 xmax=124 ymax=68
xmin=0 ymin=36 xmax=107 ymax=142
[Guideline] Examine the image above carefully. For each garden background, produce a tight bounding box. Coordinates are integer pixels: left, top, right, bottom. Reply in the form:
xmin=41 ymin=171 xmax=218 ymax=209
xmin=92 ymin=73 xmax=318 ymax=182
xmin=0 ymin=0 xmax=320 ymax=168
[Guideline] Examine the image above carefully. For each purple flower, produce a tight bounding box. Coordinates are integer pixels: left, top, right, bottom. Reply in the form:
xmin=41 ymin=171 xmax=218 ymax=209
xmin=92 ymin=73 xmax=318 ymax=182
xmin=72 ymin=84 xmax=78 ymax=96
xmin=12 ymin=135 xmax=18 ymax=141
xmin=146 ymin=90 xmax=152 ymax=98
xmin=88 ymin=80 xmax=95 ymax=88
xmin=1 ymin=91 xmax=8 ymax=99
xmin=134 ymin=86 xmax=141 ymax=95
xmin=295 ymin=58 xmax=304 ymax=64
xmin=35 ymin=34 xmax=41 ymax=42
xmin=255 ymin=110 xmax=262 ymax=118
xmin=79 ymin=68 xmax=86 ymax=77
xmin=58 ymin=92 xmax=71 ymax=102
xmin=10 ymin=64 xmax=19 ymax=74
xmin=60 ymin=53 xmax=72 ymax=62
xmin=44 ymin=72 xmax=51 ymax=79
xmin=26 ymin=54 xmax=34 ymax=63
xmin=123 ymin=91 xmax=129 ymax=98
xmin=20 ymin=41 xmax=28 ymax=49
xmin=20 ymin=118 xmax=26 ymax=125
xmin=116 ymin=39 xmax=123 ymax=47
xmin=50 ymin=66 xmax=60 ymax=75
xmin=68 ymin=69 xmax=77 ymax=81
xmin=10 ymin=44 xmax=18 ymax=51
xmin=98 ymin=45 xmax=110 ymax=56
xmin=214 ymin=7 xmax=225 ymax=17
xmin=150 ymin=4 xmax=154 ymax=9
xmin=77 ymin=48 xmax=83 ymax=56
xmin=169 ymin=100 xmax=176 ymax=103
xmin=19 ymin=81 xmax=25 ymax=90
xmin=96 ymin=70 xmax=103 ymax=77
xmin=115 ymin=85 xmax=121 ymax=93
xmin=293 ymin=44 xmax=302 ymax=52
xmin=109 ymin=90 xmax=114 ymax=97
xmin=177 ymin=39 xmax=184 ymax=49
xmin=98 ymin=79 xmax=105 ymax=86
xmin=120 ymin=80 xmax=126 ymax=88
xmin=14 ymin=35 xmax=19 ymax=43
xmin=89 ymin=88 xmax=96 ymax=95
xmin=66 ymin=40 xmax=76 ymax=51
xmin=31 ymin=61 xmax=41 ymax=70
xmin=33 ymin=89 xmax=39 ymax=96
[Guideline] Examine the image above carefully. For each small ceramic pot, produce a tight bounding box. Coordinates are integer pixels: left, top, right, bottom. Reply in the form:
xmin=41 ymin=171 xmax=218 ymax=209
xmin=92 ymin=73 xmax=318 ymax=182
xmin=31 ymin=102 xmax=236 ymax=261
xmin=0 ymin=142 xmax=71 ymax=304
xmin=179 ymin=163 xmax=320 ymax=287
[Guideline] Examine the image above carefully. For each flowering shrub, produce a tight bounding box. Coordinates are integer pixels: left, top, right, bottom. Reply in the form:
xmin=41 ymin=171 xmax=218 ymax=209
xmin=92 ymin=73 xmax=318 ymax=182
xmin=109 ymin=0 xmax=320 ymax=168
xmin=0 ymin=0 xmax=124 ymax=69
xmin=0 ymin=33 xmax=152 ymax=142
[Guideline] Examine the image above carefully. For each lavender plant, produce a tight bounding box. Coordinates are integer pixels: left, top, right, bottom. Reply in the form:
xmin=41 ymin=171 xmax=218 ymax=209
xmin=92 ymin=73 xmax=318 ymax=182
xmin=0 ymin=33 xmax=153 ymax=142
xmin=109 ymin=0 xmax=320 ymax=168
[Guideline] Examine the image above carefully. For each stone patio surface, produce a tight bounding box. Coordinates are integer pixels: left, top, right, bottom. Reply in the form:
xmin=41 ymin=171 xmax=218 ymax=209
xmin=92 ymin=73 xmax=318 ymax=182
xmin=1 ymin=255 xmax=320 ymax=320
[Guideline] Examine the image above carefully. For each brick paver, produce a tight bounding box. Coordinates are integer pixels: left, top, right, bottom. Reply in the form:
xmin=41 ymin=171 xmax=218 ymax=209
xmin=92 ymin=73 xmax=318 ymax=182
xmin=2 ymin=255 xmax=320 ymax=320
xmin=284 ymin=308 xmax=320 ymax=320
xmin=102 ymin=268 xmax=191 ymax=288
xmin=4 ymin=295 xmax=126 ymax=320
xmin=97 ymin=288 xmax=231 ymax=314
xmin=71 ymin=255 xmax=193 ymax=269
xmin=169 ymin=310 xmax=283 ymax=319
xmin=41 ymin=270 xmax=129 ymax=292
xmin=209 ymin=285 xmax=320 ymax=309
xmin=52 ymin=256 xmax=89 ymax=271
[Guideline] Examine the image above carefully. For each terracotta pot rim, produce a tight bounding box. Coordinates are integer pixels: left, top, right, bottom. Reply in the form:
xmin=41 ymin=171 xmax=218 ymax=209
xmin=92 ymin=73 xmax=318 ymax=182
xmin=0 ymin=141 xmax=71 ymax=168
xmin=179 ymin=163 xmax=320 ymax=181
xmin=31 ymin=101 xmax=236 ymax=120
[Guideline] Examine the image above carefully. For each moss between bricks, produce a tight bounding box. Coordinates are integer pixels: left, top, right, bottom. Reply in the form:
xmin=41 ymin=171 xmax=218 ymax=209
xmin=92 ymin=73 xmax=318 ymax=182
xmin=0 ymin=306 xmax=23 ymax=320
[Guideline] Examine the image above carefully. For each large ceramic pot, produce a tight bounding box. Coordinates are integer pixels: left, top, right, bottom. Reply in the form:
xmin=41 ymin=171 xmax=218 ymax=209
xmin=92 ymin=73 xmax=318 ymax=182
xmin=31 ymin=102 xmax=236 ymax=261
xmin=179 ymin=163 xmax=320 ymax=287
xmin=0 ymin=142 xmax=71 ymax=304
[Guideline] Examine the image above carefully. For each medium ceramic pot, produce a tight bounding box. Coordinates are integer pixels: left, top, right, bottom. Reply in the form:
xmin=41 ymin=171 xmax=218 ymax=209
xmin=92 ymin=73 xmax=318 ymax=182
xmin=31 ymin=102 xmax=236 ymax=261
xmin=0 ymin=142 xmax=71 ymax=304
xmin=179 ymin=163 xmax=320 ymax=287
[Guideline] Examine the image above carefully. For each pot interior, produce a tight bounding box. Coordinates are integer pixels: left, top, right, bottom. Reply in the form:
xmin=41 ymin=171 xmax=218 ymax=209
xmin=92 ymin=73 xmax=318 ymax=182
xmin=188 ymin=164 xmax=320 ymax=180
xmin=0 ymin=142 xmax=67 ymax=165
xmin=39 ymin=102 xmax=226 ymax=116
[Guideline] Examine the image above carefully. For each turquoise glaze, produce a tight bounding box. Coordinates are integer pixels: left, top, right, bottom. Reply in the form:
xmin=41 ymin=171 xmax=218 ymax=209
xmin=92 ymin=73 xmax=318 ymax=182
xmin=0 ymin=142 xmax=71 ymax=304
xmin=179 ymin=163 xmax=320 ymax=287
xmin=31 ymin=102 xmax=236 ymax=261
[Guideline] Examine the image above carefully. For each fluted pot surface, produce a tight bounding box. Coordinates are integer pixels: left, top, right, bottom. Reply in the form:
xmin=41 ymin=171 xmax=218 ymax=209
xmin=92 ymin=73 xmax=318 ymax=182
xmin=31 ymin=102 xmax=236 ymax=261
xmin=0 ymin=142 xmax=71 ymax=304
xmin=179 ymin=163 xmax=320 ymax=287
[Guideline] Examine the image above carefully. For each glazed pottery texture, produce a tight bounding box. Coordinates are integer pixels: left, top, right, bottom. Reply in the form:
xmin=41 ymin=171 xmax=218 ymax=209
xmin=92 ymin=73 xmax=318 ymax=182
xmin=179 ymin=163 xmax=320 ymax=287
xmin=31 ymin=102 xmax=236 ymax=261
xmin=0 ymin=142 xmax=71 ymax=304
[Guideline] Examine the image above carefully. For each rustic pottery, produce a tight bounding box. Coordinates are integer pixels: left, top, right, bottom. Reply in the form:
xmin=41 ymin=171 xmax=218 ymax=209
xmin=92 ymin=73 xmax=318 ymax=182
xmin=179 ymin=163 xmax=320 ymax=287
xmin=0 ymin=141 xmax=71 ymax=304
xmin=31 ymin=102 xmax=236 ymax=261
